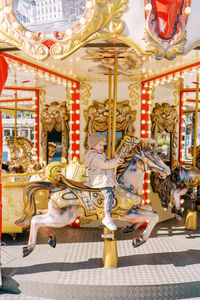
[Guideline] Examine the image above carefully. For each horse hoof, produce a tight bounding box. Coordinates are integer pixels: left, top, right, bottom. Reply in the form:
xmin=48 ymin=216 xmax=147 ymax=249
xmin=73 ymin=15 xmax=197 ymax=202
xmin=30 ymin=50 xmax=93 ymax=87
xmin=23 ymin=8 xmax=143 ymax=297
xmin=23 ymin=246 xmax=33 ymax=257
xmin=132 ymin=237 xmax=146 ymax=248
xmin=122 ymin=224 xmax=136 ymax=233
xmin=48 ymin=236 xmax=56 ymax=248
xmin=176 ymin=214 xmax=182 ymax=221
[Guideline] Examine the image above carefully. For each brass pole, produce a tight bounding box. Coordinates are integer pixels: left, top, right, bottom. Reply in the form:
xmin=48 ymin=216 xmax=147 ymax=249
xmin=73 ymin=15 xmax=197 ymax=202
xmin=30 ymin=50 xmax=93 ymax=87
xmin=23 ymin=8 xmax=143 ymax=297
xmin=112 ymin=56 xmax=118 ymax=155
xmin=107 ymin=70 xmax=112 ymax=159
xmin=193 ymin=72 xmax=199 ymax=167
xmin=14 ymin=74 xmax=18 ymax=145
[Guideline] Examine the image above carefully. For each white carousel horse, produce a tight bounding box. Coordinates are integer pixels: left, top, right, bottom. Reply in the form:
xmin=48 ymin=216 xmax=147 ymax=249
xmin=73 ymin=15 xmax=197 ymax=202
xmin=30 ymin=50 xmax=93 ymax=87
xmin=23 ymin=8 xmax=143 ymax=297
xmin=15 ymin=137 xmax=171 ymax=257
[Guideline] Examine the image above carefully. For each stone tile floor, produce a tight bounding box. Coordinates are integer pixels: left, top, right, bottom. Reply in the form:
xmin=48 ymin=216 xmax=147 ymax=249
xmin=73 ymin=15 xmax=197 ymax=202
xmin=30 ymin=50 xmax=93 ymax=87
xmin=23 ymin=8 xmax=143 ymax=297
xmin=1 ymin=206 xmax=200 ymax=299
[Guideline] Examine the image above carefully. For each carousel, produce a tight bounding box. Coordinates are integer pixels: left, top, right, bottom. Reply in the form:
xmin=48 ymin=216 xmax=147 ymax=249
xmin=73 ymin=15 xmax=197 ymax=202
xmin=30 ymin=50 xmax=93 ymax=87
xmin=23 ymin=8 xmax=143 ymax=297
xmin=1 ymin=0 xmax=200 ymax=282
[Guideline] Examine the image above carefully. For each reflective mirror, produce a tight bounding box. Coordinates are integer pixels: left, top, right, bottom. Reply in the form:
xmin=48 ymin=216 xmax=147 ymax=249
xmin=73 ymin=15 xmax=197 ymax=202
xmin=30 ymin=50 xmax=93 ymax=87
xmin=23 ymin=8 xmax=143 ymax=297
xmin=13 ymin=0 xmax=86 ymax=34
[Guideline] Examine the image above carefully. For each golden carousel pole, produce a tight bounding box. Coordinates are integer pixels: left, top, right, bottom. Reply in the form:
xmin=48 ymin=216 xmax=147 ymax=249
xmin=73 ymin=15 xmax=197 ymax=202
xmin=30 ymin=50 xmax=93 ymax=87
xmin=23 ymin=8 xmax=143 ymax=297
xmin=102 ymin=56 xmax=118 ymax=268
xmin=185 ymin=71 xmax=199 ymax=230
xmin=107 ymin=69 xmax=112 ymax=159
xmin=14 ymin=73 xmax=18 ymax=148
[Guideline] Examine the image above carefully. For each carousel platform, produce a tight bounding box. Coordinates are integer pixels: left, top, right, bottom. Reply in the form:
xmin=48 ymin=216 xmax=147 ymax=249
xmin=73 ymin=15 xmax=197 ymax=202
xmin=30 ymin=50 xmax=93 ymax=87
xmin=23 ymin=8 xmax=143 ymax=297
xmin=1 ymin=202 xmax=200 ymax=299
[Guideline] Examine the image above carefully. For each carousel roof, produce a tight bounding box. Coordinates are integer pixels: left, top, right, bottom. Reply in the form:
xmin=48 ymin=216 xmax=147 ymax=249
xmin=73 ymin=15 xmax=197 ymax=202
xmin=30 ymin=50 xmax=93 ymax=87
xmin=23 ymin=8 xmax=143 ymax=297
xmin=0 ymin=0 xmax=200 ymax=89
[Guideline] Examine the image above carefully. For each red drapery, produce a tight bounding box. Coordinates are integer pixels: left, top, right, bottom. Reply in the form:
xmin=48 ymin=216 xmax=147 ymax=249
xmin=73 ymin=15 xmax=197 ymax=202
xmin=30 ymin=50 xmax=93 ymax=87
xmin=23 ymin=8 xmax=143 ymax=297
xmin=152 ymin=0 xmax=183 ymax=39
xmin=0 ymin=110 xmax=2 ymax=239
xmin=0 ymin=55 xmax=8 ymax=239
xmin=0 ymin=55 xmax=8 ymax=96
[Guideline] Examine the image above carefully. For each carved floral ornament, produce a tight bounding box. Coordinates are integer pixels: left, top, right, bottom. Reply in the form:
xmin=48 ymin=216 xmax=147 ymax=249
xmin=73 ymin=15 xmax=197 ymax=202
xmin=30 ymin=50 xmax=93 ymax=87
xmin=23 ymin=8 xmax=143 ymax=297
xmin=144 ymin=0 xmax=191 ymax=60
xmin=151 ymin=102 xmax=178 ymax=169
xmin=150 ymin=102 xmax=178 ymax=197
xmin=40 ymin=101 xmax=70 ymax=164
xmin=84 ymin=99 xmax=136 ymax=147
xmin=0 ymin=0 xmax=128 ymax=60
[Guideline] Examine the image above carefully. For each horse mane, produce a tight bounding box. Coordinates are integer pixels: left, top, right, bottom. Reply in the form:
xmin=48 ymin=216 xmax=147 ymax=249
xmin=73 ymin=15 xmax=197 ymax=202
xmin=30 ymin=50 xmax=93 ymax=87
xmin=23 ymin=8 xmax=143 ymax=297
xmin=116 ymin=139 xmax=154 ymax=179
xmin=158 ymin=167 xmax=190 ymax=209
xmin=5 ymin=136 xmax=33 ymax=155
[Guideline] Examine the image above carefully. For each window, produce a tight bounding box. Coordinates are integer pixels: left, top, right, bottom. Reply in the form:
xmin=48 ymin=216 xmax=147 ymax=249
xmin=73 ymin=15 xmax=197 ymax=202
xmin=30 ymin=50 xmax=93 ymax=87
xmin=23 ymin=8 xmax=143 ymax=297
xmin=4 ymin=129 xmax=10 ymax=136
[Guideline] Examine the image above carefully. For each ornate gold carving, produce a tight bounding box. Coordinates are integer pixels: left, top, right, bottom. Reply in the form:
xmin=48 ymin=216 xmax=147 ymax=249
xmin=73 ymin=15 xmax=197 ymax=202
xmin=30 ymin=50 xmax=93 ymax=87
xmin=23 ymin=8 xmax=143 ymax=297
xmin=40 ymin=101 xmax=70 ymax=164
xmin=84 ymin=99 xmax=136 ymax=147
xmin=82 ymin=48 xmax=142 ymax=79
xmin=149 ymin=86 xmax=155 ymax=106
xmin=80 ymin=83 xmax=92 ymax=106
xmin=128 ymin=82 xmax=140 ymax=105
xmin=144 ymin=6 xmax=187 ymax=60
xmin=39 ymin=89 xmax=46 ymax=110
xmin=45 ymin=158 xmax=88 ymax=184
xmin=174 ymin=81 xmax=181 ymax=107
xmin=65 ymin=86 xmax=72 ymax=106
xmin=0 ymin=1 xmax=128 ymax=60
xmin=151 ymin=103 xmax=178 ymax=137
xmin=150 ymin=103 xmax=178 ymax=196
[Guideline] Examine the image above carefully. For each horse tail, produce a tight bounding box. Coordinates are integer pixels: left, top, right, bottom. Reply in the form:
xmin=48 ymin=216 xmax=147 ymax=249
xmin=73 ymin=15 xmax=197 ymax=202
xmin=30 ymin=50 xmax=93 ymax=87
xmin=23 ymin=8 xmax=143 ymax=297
xmin=45 ymin=161 xmax=67 ymax=182
xmin=15 ymin=182 xmax=51 ymax=227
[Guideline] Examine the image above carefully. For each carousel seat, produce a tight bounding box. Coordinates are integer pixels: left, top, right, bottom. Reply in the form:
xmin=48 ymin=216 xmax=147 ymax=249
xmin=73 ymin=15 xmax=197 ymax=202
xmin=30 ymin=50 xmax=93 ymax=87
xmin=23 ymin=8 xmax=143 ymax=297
xmin=56 ymin=174 xmax=100 ymax=192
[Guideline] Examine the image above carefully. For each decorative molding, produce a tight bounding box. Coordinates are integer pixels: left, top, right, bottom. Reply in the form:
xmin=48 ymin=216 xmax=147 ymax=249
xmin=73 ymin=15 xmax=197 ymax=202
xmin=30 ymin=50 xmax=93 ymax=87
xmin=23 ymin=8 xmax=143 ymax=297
xmin=128 ymin=82 xmax=140 ymax=105
xmin=82 ymin=47 xmax=142 ymax=79
xmin=40 ymin=101 xmax=70 ymax=164
xmin=0 ymin=0 xmax=128 ymax=60
xmin=174 ymin=81 xmax=181 ymax=107
xmin=39 ymin=89 xmax=46 ymax=110
xmin=65 ymin=86 xmax=72 ymax=106
xmin=149 ymin=86 xmax=155 ymax=106
xmin=84 ymin=99 xmax=136 ymax=148
xmin=150 ymin=102 xmax=178 ymax=194
xmin=143 ymin=0 xmax=191 ymax=60
xmin=80 ymin=82 xmax=92 ymax=106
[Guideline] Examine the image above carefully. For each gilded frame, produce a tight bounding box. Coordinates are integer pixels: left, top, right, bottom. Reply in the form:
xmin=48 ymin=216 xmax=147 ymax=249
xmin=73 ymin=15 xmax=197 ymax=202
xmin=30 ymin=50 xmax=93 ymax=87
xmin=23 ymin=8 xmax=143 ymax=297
xmin=0 ymin=0 xmax=128 ymax=60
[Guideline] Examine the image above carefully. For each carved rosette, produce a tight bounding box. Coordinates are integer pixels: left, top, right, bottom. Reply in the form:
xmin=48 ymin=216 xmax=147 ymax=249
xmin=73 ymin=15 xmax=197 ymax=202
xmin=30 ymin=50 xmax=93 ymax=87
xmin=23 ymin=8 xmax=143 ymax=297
xmin=0 ymin=0 xmax=128 ymax=60
xmin=40 ymin=101 xmax=70 ymax=164
xmin=143 ymin=0 xmax=191 ymax=60
xmin=84 ymin=99 xmax=136 ymax=148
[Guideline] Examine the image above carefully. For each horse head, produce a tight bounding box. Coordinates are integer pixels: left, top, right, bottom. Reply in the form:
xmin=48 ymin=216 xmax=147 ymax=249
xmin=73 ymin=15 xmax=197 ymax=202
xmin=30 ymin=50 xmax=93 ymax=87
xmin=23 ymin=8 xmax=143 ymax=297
xmin=133 ymin=141 xmax=170 ymax=179
xmin=117 ymin=139 xmax=170 ymax=194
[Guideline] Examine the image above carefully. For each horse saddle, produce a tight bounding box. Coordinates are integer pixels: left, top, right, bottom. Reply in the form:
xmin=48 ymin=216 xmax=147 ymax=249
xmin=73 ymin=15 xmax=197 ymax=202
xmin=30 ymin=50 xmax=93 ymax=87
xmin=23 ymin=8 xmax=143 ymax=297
xmin=56 ymin=174 xmax=101 ymax=191
xmin=53 ymin=174 xmax=140 ymax=218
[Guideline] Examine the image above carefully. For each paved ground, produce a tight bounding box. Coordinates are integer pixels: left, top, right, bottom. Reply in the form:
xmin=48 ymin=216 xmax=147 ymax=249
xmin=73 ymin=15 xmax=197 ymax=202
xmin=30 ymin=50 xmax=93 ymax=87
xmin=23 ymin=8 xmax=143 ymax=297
xmin=1 ymin=201 xmax=200 ymax=299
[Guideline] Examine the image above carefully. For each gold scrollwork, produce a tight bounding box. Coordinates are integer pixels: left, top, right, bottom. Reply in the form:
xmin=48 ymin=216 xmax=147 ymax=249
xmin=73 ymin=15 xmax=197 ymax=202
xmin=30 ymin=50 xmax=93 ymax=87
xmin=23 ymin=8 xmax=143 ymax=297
xmin=149 ymin=86 xmax=155 ymax=106
xmin=174 ymin=81 xmax=181 ymax=108
xmin=40 ymin=101 xmax=70 ymax=164
xmin=84 ymin=99 xmax=136 ymax=148
xmin=151 ymin=102 xmax=178 ymax=168
xmin=65 ymin=86 xmax=72 ymax=106
xmin=80 ymin=83 xmax=92 ymax=106
xmin=143 ymin=5 xmax=187 ymax=60
xmin=39 ymin=89 xmax=46 ymax=110
xmin=128 ymin=82 xmax=140 ymax=105
xmin=0 ymin=0 xmax=128 ymax=60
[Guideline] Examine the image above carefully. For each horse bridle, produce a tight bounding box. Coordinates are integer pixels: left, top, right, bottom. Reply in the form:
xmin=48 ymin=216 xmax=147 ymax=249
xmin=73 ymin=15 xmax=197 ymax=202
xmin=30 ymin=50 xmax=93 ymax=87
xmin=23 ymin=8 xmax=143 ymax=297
xmin=135 ymin=151 xmax=164 ymax=173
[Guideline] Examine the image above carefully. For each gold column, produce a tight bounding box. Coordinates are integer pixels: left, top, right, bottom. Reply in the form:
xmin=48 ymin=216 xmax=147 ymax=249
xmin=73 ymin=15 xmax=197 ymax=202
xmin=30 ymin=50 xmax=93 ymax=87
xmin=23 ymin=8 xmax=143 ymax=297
xmin=193 ymin=72 xmax=199 ymax=167
xmin=107 ymin=70 xmax=112 ymax=159
xmin=14 ymin=75 xmax=18 ymax=145
xmin=102 ymin=57 xmax=119 ymax=269
xmin=111 ymin=56 xmax=118 ymax=155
